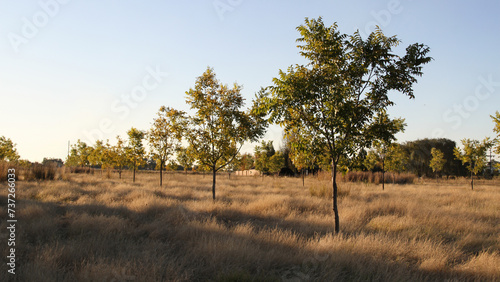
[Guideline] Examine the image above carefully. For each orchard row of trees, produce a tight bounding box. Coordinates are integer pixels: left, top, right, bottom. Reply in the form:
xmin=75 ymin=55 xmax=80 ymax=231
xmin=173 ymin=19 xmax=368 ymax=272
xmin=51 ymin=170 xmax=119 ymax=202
xmin=67 ymin=67 xmax=266 ymax=200
xmin=68 ymin=17 xmax=434 ymax=233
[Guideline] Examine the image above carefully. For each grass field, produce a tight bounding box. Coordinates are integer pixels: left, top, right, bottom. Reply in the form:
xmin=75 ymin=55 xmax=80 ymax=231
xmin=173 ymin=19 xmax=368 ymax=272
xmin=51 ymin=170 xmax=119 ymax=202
xmin=1 ymin=171 xmax=499 ymax=281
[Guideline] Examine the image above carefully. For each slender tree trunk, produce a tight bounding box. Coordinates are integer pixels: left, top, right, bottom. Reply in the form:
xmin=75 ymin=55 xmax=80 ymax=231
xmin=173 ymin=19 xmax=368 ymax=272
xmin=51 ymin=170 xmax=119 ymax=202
xmin=302 ymin=168 xmax=305 ymax=187
xmin=382 ymin=159 xmax=385 ymax=190
xmin=471 ymin=160 xmax=474 ymax=190
xmin=133 ymin=160 xmax=136 ymax=183
xmin=471 ymin=170 xmax=474 ymax=191
xmin=159 ymin=160 xmax=163 ymax=187
xmin=212 ymin=166 xmax=216 ymax=200
xmin=331 ymin=159 xmax=339 ymax=234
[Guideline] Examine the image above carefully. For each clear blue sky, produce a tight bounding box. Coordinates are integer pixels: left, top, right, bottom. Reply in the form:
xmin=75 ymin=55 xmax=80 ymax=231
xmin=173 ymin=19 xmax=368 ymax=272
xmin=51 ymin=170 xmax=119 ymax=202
xmin=1 ymin=0 xmax=499 ymax=162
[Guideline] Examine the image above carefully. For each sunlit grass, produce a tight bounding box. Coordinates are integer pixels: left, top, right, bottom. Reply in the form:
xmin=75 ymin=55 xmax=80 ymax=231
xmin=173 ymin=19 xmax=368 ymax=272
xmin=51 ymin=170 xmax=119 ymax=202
xmin=0 ymin=171 xmax=499 ymax=281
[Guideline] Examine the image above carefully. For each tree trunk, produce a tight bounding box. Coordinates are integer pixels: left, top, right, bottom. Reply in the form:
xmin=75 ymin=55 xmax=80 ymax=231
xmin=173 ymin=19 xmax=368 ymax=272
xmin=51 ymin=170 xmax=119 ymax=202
xmin=331 ymin=160 xmax=339 ymax=234
xmin=212 ymin=167 xmax=216 ymax=200
xmin=159 ymin=160 xmax=163 ymax=187
xmin=133 ymin=160 xmax=136 ymax=183
xmin=471 ymin=161 xmax=474 ymax=190
xmin=471 ymin=170 xmax=474 ymax=191
xmin=302 ymin=168 xmax=305 ymax=187
xmin=382 ymin=159 xmax=385 ymax=190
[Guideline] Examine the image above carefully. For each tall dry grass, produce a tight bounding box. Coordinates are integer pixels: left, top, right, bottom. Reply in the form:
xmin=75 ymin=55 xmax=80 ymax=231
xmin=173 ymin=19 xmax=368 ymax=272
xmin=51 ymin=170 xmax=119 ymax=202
xmin=0 ymin=171 xmax=499 ymax=281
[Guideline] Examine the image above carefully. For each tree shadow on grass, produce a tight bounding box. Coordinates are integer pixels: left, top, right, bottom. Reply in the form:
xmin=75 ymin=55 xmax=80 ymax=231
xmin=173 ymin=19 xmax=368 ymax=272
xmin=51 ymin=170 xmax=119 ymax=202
xmin=0 ymin=194 xmax=493 ymax=281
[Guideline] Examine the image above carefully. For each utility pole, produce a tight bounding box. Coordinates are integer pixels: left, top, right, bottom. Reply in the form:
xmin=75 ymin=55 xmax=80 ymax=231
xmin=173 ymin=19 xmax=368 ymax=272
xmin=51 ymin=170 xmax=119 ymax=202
xmin=67 ymin=141 xmax=70 ymax=159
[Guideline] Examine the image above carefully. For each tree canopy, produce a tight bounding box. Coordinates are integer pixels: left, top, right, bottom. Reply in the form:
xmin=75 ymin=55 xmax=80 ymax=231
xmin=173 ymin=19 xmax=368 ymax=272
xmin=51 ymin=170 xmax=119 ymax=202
xmin=185 ymin=67 xmax=266 ymax=199
xmin=454 ymin=138 xmax=493 ymax=190
xmin=148 ymin=106 xmax=186 ymax=186
xmin=127 ymin=127 xmax=146 ymax=182
xmin=492 ymin=111 xmax=500 ymax=167
xmin=0 ymin=136 xmax=20 ymax=162
xmin=429 ymin=148 xmax=446 ymax=177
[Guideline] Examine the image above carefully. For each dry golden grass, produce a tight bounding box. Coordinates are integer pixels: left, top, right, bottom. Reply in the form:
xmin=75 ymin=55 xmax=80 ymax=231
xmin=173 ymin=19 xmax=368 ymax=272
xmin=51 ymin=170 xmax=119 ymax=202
xmin=0 ymin=171 xmax=499 ymax=281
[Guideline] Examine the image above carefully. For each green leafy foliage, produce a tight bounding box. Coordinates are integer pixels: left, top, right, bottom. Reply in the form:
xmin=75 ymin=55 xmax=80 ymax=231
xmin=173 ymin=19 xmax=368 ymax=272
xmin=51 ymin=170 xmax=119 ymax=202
xmin=454 ymin=138 xmax=492 ymax=175
xmin=176 ymin=146 xmax=195 ymax=173
xmin=0 ymin=136 xmax=20 ymax=162
xmin=111 ymin=136 xmax=128 ymax=178
xmin=89 ymin=140 xmax=105 ymax=169
xmin=454 ymin=138 xmax=493 ymax=189
xmin=269 ymin=152 xmax=285 ymax=176
xmin=127 ymin=127 xmax=146 ymax=182
xmin=492 ymin=111 xmax=500 ymax=166
xmin=254 ymin=141 xmax=284 ymax=176
xmin=429 ymin=148 xmax=446 ymax=176
xmin=148 ymin=106 xmax=187 ymax=186
xmin=235 ymin=153 xmax=254 ymax=171
xmin=254 ymin=140 xmax=276 ymax=175
xmin=185 ymin=67 xmax=266 ymax=199
xmin=66 ymin=140 xmax=92 ymax=168
xmin=401 ymin=138 xmax=465 ymax=177
xmin=385 ymin=144 xmax=409 ymax=174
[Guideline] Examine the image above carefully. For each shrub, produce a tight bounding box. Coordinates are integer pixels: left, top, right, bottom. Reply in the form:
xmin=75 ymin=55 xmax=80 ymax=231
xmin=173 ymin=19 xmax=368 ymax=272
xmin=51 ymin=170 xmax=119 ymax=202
xmin=341 ymin=171 xmax=416 ymax=185
xmin=27 ymin=163 xmax=57 ymax=181
xmin=0 ymin=161 xmax=19 ymax=181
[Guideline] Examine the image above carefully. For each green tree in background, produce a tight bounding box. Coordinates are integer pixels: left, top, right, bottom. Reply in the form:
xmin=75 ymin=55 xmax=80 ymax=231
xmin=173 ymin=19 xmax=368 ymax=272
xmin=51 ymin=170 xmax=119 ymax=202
xmin=254 ymin=140 xmax=276 ymax=176
xmin=176 ymin=146 xmax=195 ymax=174
xmin=148 ymin=106 xmax=186 ymax=186
xmin=0 ymin=136 xmax=20 ymax=162
xmin=66 ymin=140 xmax=93 ymax=171
xmin=236 ymin=153 xmax=254 ymax=172
xmin=127 ymin=127 xmax=146 ymax=182
xmin=288 ymin=129 xmax=318 ymax=186
xmin=401 ymin=138 xmax=465 ymax=177
xmin=429 ymin=148 xmax=446 ymax=179
xmin=454 ymin=138 xmax=493 ymax=190
xmin=255 ymin=17 xmax=431 ymax=233
xmin=112 ymin=136 xmax=128 ymax=179
xmin=269 ymin=151 xmax=285 ymax=176
xmin=385 ymin=144 xmax=409 ymax=178
xmin=185 ymin=67 xmax=266 ymax=200
xmin=492 ymin=111 xmax=500 ymax=169
xmin=101 ymin=139 xmax=116 ymax=177
xmin=89 ymin=140 xmax=105 ymax=174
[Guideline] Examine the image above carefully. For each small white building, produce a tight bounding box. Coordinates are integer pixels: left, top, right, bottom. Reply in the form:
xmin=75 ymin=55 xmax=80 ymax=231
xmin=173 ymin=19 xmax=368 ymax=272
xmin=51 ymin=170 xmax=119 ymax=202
xmin=235 ymin=169 xmax=260 ymax=176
